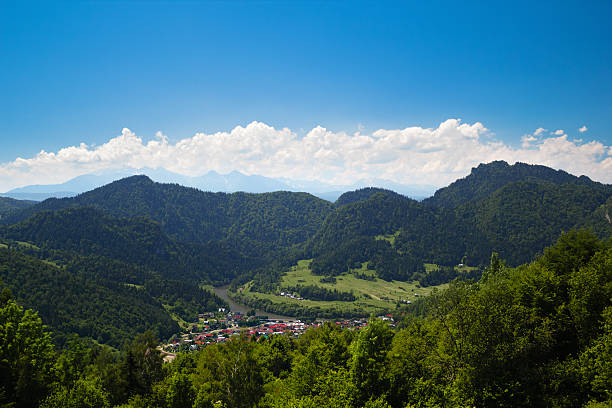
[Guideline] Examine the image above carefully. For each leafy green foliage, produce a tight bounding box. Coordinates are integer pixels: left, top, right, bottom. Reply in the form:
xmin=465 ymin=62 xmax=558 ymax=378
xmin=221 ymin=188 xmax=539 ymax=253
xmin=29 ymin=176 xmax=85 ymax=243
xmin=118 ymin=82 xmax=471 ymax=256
xmin=349 ymin=318 xmax=394 ymax=406
xmin=0 ymin=297 xmax=55 ymax=408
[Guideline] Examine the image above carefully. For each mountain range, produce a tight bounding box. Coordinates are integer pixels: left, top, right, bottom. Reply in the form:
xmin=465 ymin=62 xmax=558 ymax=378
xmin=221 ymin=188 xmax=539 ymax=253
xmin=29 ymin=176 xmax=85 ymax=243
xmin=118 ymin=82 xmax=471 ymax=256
xmin=0 ymin=160 xmax=611 ymax=347
xmin=0 ymin=168 xmax=438 ymax=202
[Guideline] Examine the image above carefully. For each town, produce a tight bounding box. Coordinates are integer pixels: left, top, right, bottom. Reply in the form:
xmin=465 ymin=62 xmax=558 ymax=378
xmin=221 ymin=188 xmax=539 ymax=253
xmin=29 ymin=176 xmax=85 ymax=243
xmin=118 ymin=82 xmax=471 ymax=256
xmin=159 ymin=309 xmax=396 ymax=362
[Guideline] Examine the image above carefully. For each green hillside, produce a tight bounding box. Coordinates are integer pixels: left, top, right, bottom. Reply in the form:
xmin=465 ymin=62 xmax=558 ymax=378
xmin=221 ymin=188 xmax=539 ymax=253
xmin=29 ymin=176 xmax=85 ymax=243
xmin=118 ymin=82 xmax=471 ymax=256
xmin=0 ymin=196 xmax=36 ymax=217
xmin=424 ymin=160 xmax=611 ymax=208
xmin=231 ymin=259 xmax=445 ymax=318
xmin=2 ymin=207 xmax=254 ymax=283
xmin=1 ymin=175 xmax=334 ymax=258
xmin=0 ymin=246 xmax=180 ymax=347
xmin=308 ymin=162 xmax=612 ymax=281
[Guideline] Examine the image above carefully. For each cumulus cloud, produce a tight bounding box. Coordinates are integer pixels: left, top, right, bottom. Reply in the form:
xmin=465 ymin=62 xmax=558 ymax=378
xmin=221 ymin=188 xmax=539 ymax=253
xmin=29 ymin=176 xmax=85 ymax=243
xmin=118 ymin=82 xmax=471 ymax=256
xmin=1 ymin=119 xmax=611 ymax=191
xmin=579 ymin=125 xmax=588 ymax=133
xmin=554 ymin=129 xmax=565 ymax=135
xmin=521 ymin=135 xmax=537 ymax=148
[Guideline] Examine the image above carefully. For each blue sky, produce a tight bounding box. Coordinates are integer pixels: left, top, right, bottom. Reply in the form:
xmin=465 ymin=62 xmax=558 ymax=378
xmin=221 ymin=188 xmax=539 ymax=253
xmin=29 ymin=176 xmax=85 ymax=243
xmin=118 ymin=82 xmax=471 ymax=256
xmin=0 ymin=0 xmax=611 ymax=190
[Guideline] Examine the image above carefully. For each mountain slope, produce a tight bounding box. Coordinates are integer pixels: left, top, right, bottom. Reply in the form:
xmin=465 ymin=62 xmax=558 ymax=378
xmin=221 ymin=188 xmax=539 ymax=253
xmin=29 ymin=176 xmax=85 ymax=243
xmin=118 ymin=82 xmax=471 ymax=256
xmin=0 ymin=246 xmax=180 ymax=347
xmin=0 ymin=197 xmax=36 ymax=215
xmin=460 ymin=179 xmax=612 ymax=264
xmin=2 ymin=207 xmax=251 ymax=283
xmin=334 ymin=187 xmax=397 ymax=207
xmin=424 ymin=160 xmax=610 ymax=208
xmin=2 ymin=176 xmax=334 ymax=258
xmin=308 ymin=162 xmax=612 ymax=276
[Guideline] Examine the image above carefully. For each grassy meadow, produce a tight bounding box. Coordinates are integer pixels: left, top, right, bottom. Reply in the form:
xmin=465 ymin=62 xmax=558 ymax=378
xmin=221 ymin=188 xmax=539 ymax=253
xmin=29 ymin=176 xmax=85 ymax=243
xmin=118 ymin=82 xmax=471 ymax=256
xmin=237 ymin=259 xmax=447 ymax=316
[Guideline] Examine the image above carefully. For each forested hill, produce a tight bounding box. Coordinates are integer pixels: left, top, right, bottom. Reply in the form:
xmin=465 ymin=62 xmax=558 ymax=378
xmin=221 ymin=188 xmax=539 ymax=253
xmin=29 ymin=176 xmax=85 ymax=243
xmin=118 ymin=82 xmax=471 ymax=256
xmin=1 ymin=175 xmax=333 ymax=257
xmin=0 ymin=247 xmax=182 ymax=346
xmin=2 ymin=207 xmax=250 ymax=283
xmin=307 ymin=162 xmax=612 ymax=280
xmin=334 ymin=187 xmax=398 ymax=207
xmin=3 ymin=162 xmax=611 ymax=276
xmin=424 ymin=160 xmax=611 ymax=208
xmin=0 ymin=196 xmax=36 ymax=215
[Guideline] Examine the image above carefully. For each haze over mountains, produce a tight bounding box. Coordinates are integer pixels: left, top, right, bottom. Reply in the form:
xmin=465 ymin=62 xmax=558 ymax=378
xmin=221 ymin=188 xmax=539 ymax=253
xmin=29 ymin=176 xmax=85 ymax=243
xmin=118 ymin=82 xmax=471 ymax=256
xmin=0 ymin=168 xmax=438 ymax=202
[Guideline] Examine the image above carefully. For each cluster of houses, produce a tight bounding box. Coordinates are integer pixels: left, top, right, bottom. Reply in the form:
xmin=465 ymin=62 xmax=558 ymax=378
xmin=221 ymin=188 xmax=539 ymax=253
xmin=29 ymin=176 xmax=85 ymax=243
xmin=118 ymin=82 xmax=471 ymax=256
xmin=278 ymin=291 xmax=305 ymax=300
xmin=160 ymin=310 xmax=396 ymax=358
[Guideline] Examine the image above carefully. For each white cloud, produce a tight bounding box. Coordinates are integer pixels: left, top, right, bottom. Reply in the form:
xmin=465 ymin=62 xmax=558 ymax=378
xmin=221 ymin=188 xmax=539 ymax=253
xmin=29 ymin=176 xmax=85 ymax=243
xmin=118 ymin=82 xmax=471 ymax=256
xmin=579 ymin=125 xmax=588 ymax=133
xmin=521 ymin=135 xmax=537 ymax=148
xmin=554 ymin=129 xmax=565 ymax=135
xmin=1 ymin=119 xmax=611 ymax=191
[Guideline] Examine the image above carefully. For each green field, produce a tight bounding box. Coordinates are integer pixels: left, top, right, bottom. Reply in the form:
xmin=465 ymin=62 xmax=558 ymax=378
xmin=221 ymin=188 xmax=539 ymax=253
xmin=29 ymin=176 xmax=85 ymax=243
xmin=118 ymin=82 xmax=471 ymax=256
xmin=237 ymin=260 xmax=446 ymax=316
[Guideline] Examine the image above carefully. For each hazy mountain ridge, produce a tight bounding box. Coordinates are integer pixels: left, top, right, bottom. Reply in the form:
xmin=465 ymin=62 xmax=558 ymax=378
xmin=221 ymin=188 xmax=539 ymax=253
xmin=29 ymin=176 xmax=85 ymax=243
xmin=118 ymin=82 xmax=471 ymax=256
xmin=4 ymin=161 xmax=611 ymax=269
xmin=1 ymin=168 xmax=437 ymax=201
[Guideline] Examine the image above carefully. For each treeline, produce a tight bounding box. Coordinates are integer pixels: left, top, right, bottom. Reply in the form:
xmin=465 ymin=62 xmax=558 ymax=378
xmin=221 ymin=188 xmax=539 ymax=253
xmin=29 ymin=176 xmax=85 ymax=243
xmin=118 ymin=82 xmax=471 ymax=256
xmin=0 ymin=248 xmax=179 ymax=347
xmin=283 ymin=284 xmax=356 ymax=301
xmin=414 ymin=265 xmax=484 ymax=287
xmin=2 ymin=230 xmax=610 ymax=407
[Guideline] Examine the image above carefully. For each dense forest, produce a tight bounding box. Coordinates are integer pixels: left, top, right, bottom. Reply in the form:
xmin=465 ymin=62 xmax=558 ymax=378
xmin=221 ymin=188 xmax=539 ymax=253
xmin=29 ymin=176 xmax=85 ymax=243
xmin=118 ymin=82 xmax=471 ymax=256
xmin=0 ymin=196 xmax=35 ymax=218
xmin=0 ymin=245 xmax=227 ymax=347
xmin=2 ymin=207 xmax=252 ymax=284
xmin=0 ymin=176 xmax=333 ymax=259
xmin=1 ymin=231 xmax=610 ymax=407
xmin=306 ymin=161 xmax=612 ymax=282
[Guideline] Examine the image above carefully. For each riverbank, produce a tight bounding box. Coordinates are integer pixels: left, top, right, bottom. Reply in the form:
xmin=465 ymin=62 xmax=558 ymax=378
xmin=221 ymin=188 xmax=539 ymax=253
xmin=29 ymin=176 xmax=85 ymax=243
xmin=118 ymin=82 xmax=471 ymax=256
xmin=212 ymin=285 xmax=295 ymax=321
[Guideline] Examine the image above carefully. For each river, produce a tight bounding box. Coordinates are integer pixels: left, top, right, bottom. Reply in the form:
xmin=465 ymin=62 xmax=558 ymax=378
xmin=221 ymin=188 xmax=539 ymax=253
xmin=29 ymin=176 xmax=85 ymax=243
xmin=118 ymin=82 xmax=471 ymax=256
xmin=212 ymin=285 xmax=295 ymax=321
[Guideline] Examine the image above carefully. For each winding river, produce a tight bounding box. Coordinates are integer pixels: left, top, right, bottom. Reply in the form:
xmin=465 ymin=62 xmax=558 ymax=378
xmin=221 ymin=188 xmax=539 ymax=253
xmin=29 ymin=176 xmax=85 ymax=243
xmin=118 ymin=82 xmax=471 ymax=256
xmin=212 ymin=285 xmax=294 ymax=321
